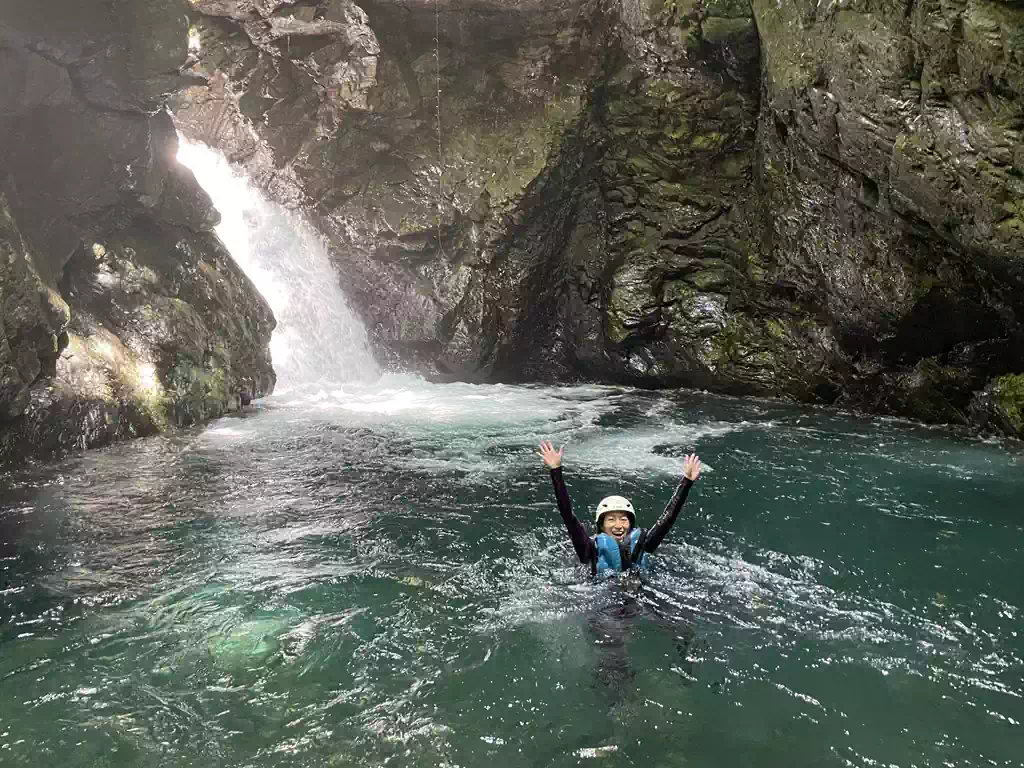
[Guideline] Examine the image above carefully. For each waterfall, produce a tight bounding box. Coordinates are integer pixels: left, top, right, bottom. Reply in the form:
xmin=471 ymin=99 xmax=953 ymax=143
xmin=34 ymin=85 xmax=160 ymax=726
xmin=175 ymin=138 xmax=379 ymax=394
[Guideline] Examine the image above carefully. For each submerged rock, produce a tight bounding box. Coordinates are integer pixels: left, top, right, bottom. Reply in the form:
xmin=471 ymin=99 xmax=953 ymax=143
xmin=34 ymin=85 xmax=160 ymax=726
xmin=207 ymin=618 xmax=286 ymax=667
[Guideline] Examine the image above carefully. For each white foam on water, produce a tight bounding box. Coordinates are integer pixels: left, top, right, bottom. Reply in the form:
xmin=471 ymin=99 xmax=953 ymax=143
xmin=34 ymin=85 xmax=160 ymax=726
xmin=565 ymin=422 xmax=744 ymax=479
xmin=263 ymin=375 xmax=618 ymax=444
xmin=202 ymin=425 xmax=249 ymax=440
xmin=191 ymin=371 xmax=759 ymax=482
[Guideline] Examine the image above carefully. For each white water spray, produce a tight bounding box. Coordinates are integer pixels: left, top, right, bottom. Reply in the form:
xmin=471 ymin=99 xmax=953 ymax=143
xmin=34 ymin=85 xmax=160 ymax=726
xmin=176 ymin=138 xmax=379 ymax=393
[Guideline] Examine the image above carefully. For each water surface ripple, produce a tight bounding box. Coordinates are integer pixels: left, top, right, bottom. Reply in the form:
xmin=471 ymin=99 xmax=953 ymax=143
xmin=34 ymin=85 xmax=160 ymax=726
xmin=1 ymin=380 xmax=1021 ymax=767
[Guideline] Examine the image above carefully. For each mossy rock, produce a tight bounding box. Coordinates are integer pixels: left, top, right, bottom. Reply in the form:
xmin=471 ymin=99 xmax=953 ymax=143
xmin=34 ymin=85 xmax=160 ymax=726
xmin=607 ymin=262 xmax=659 ymax=344
xmin=686 ymin=267 xmax=733 ymax=291
xmin=690 ymin=131 xmax=729 ymax=151
xmin=994 ymin=374 xmax=1024 ymax=434
xmin=701 ymin=17 xmax=755 ymax=45
xmin=166 ymin=354 xmax=230 ymax=427
xmin=669 ymin=290 xmax=728 ymax=337
xmin=895 ymin=359 xmax=974 ymax=425
xmin=703 ymin=0 xmax=753 ymax=19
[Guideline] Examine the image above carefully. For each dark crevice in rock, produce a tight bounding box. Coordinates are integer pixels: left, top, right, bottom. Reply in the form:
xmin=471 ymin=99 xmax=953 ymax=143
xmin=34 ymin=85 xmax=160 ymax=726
xmin=861 ymin=176 xmax=880 ymax=209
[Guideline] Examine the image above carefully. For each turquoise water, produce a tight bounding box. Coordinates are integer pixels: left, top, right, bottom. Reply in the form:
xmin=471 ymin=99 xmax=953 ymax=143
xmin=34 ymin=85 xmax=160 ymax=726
xmin=1 ymin=379 xmax=1022 ymax=767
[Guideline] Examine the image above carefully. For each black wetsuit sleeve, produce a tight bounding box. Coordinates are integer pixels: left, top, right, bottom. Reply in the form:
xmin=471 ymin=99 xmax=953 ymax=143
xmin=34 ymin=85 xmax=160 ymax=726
xmin=643 ymin=477 xmax=694 ymax=553
xmin=549 ymin=467 xmax=595 ymax=565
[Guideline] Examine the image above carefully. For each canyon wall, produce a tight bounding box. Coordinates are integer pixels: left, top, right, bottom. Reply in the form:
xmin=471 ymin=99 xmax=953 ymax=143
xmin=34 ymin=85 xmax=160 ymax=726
xmin=0 ymin=0 xmax=275 ymax=461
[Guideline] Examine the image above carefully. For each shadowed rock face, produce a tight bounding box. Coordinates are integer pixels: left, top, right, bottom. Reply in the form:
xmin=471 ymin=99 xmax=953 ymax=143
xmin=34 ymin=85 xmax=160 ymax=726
xmin=0 ymin=0 xmax=275 ymax=462
xmin=752 ymin=0 xmax=1024 ymax=425
xmin=3 ymin=0 xmax=1022 ymax=444
xmin=175 ymin=0 xmax=1024 ymax=435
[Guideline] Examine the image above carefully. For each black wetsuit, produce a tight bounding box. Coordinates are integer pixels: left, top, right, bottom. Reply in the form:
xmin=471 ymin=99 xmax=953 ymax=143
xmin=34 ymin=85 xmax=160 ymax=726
xmin=548 ymin=467 xmax=695 ymax=575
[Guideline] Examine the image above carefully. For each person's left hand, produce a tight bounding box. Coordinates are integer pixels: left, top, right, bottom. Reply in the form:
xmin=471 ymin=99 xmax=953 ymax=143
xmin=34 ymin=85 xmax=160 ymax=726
xmin=683 ymin=453 xmax=701 ymax=481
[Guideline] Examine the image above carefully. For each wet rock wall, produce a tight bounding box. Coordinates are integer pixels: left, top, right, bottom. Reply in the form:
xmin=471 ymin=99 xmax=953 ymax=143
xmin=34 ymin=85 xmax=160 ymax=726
xmin=175 ymin=0 xmax=1024 ymax=435
xmin=0 ymin=0 xmax=275 ymax=462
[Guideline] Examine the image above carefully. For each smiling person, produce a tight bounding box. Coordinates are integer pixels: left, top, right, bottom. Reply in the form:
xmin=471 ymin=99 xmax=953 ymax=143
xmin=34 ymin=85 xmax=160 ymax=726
xmin=537 ymin=441 xmax=701 ymax=578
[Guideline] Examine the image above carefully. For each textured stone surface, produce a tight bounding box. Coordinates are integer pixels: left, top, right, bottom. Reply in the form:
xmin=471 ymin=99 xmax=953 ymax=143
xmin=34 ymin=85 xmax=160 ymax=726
xmin=175 ymin=0 xmax=1024 ymax=437
xmin=176 ymin=0 xmax=607 ymax=375
xmin=0 ymin=0 xmax=276 ymax=462
xmin=0 ymin=195 xmax=70 ymax=422
xmin=751 ymin=0 xmax=1024 ymax=429
xmin=55 ymin=215 xmax=276 ymax=429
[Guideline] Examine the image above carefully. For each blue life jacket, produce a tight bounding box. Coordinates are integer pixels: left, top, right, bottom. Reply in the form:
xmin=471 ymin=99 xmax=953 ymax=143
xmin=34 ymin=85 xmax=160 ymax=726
xmin=594 ymin=528 xmax=649 ymax=576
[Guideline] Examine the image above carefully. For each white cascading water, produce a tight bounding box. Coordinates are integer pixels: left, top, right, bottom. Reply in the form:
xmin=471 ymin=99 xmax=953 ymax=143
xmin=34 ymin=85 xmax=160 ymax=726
xmin=175 ymin=138 xmax=379 ymax=394
xmin=173 ymin=137 xmax=724 ymax=482
xmin=173 ymin=137 xmax=691 ymax=466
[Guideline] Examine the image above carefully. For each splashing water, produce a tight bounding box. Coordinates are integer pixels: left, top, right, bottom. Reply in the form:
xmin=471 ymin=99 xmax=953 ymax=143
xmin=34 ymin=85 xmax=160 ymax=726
xmin=175 ymin=138 xmax=379 ymax=392
xmin=1 ymin=387 xmax=1022 ymax=767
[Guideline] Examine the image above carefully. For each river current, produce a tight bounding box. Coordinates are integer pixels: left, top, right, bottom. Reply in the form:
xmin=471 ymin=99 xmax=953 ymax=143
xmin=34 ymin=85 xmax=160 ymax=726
xmin=1 ymin=144 xmax=1022 ymax=768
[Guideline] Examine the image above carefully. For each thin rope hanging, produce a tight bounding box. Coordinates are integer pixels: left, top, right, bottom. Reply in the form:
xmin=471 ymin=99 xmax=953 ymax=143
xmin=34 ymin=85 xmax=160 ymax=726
xmin=433 ymin=0 xmax=446 ymax=257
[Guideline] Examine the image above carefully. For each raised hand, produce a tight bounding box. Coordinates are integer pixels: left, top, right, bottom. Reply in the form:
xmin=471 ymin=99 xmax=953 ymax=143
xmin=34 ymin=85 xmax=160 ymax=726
xmin=683 ymin=453 xmax=701 ymax=481
xmin=537 ymin=440 xmax=564 ymax=469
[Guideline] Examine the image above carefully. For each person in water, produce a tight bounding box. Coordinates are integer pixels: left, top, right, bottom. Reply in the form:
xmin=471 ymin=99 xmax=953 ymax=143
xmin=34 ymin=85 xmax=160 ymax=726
xmin=538 ymin=441 xmax=705 ymax=700
xmin=537 ymin=441 xmax=702 ymax=576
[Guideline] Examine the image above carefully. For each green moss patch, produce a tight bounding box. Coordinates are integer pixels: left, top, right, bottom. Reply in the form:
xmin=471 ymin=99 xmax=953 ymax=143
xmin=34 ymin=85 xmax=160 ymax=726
xmin=994 ymin=373 xmax=1024 ymax=433
xmin=166 ymin=354 xmax=229 ymax=427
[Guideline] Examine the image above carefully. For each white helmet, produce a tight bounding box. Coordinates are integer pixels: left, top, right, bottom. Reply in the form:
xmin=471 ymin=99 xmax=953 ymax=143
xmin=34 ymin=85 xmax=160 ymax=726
xmin=595 ymin=496 xmax=636 ymax=528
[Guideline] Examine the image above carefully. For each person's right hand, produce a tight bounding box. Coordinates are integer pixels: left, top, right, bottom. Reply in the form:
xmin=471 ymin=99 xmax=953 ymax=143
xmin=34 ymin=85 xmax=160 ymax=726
xmin=537 ymin=440 xmax=563 ymax=469
xmin=683 ymin=453 xmax=702 ymax=481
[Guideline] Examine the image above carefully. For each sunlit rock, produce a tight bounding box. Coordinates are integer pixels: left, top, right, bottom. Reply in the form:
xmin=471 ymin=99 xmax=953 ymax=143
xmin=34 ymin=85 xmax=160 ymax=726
xmin=0 ymin=0 xmax=276 ymax=462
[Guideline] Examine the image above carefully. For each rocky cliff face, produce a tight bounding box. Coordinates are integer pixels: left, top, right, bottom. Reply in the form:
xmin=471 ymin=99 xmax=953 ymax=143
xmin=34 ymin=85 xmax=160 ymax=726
xmin=2 ymin=0 xmax=1021 ymax=449
xmin=175 ymin=0 xmax=1024 ymax=436
xmin=0 ymin=0 xmax=275 ymax=462
xmin=753 ymin=0 xmax=1024 ymax=428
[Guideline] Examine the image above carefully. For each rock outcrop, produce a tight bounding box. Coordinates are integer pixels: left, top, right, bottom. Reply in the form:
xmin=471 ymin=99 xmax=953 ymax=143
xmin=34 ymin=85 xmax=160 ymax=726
xmin=2 ymin=0 xmax=1021 ymax=446
xmin=0 ymin=0 xmax=275 ymax=462
xmin=752 ymin=0 xmax=1024 ymax=426
xmin=176 ymin=0 xmax=1024 ymax=437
